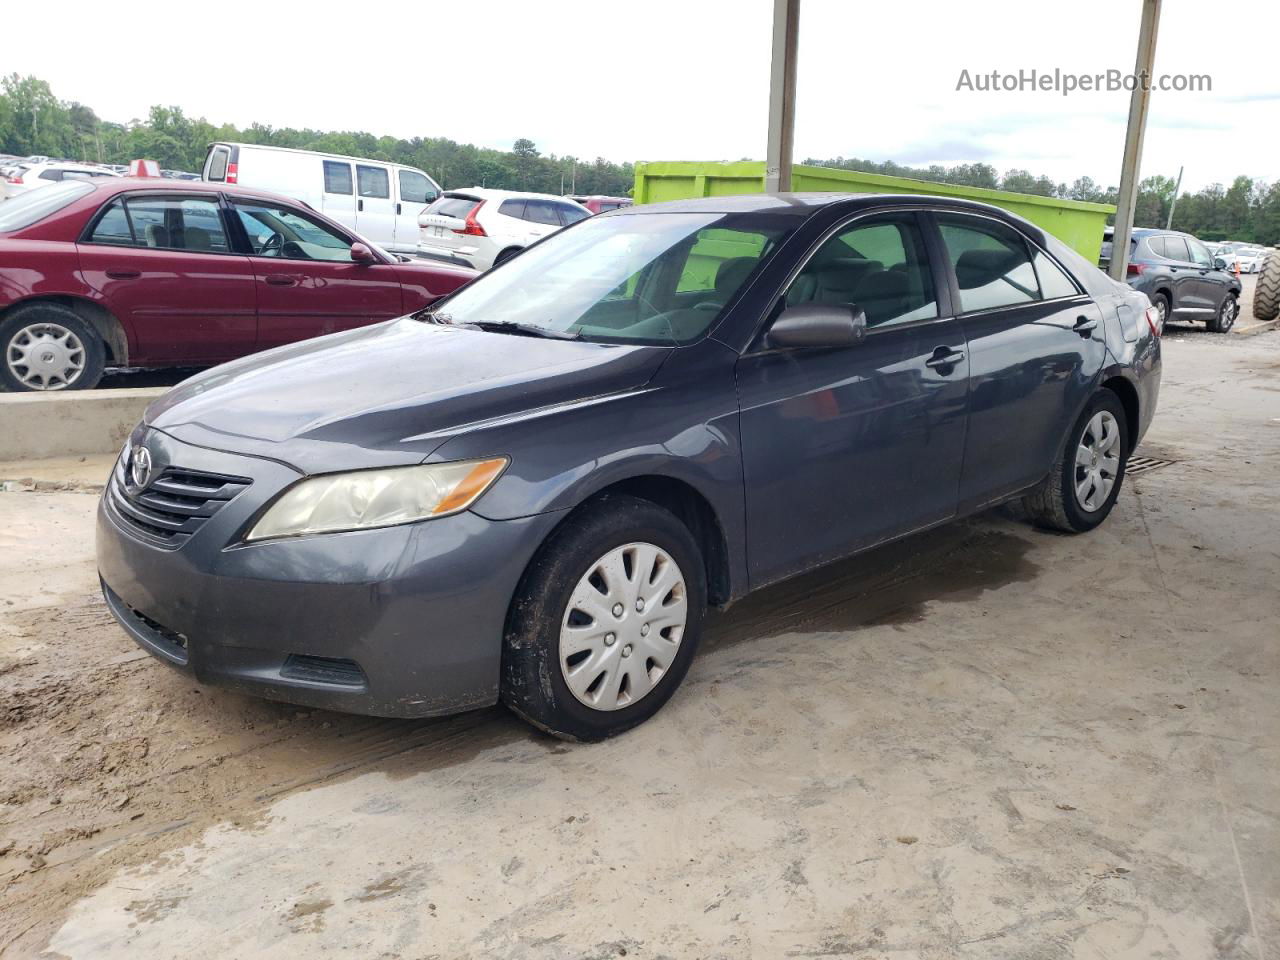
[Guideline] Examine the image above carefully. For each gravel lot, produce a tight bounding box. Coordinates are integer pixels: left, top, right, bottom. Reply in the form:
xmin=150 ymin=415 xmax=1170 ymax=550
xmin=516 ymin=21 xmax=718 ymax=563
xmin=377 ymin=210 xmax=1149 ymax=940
xmin=1 ymin=329 xmax=1277 ymax=959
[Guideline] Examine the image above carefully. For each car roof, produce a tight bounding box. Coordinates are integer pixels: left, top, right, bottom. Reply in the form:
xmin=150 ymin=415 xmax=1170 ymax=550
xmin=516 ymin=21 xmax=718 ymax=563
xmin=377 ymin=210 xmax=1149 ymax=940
xmin=209 ymin=141 xmax=423 ymax=170
xmin=77 ymin=176 xmax=315 ymax=204
xmin=445 ymin=187 xmax=587 ymax=204
xmin=610 ymin=192 xmax=1053 ymax=225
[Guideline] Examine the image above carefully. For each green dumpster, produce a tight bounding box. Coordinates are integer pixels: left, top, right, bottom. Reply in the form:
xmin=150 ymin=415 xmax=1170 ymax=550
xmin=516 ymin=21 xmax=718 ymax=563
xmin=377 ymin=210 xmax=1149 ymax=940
xmin=632 ymin=161 xmax=1114 ymax=262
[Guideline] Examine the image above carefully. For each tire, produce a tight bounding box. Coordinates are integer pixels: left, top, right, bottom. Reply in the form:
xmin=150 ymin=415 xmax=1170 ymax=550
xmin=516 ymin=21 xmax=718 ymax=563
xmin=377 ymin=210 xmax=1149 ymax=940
xmin=1022 ymin=390 xmax=1130 ymax=534
xmin=1209 ymin=294 xmax=1238 ymax=333
xmin=1255 ymin=253 xmax=1280 ymax=322
xmin=1150 ymin=291 xmax=1170 ymax=329
xmin=0 ymin=303 xmax=106 ymax=392
xmin=493 ymin=246 xmax=523 ymax=267
xmin=501 ymin=494 xmax=707 ymax=742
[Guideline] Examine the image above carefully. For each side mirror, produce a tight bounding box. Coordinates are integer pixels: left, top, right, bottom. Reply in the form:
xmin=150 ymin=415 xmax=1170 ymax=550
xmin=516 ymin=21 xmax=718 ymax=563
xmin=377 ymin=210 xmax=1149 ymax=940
xmin=767 ymin=303 xmax=868 ymax=350
xmin=350 ymin=242 xmax=376 ymax=264
xmin=1213 ymin=257 xmax=1226 ymax=270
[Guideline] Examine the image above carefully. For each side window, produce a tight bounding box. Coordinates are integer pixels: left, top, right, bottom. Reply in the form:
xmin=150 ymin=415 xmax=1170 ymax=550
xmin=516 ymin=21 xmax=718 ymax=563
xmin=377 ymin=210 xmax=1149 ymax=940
xmin=498 ymin=198 xmax=526 ymax=219
xmin=91 ymin=196 xmax=230 ymax=252
xmin=1162 ymin=236 xmax=1190 ymax=261
xmin=556 ymin=203 xmax=590 ymax=226
xmin=87 ymin=199 xmax=135 ymax=246
xmin=356 ymin=165 xmax=390 ymax=199
xmin=233 ymin=200 xmax=356 ymax=262
xmin=1032 ymin=250 xmax=1080 ymax=300
xmin=1187 ymin=238 xmax=1212 ymax=267
xmin=939 ymin=217 xmax=1039 ymax=312
xmin=397 ymin=170 xmax=434 ymax=205
xmin=323 ymin=161 xmax=353 ymax=195
xmin=1146 ymin=236 xmax=1167 ymax=258
xmin=523 ymin=199 xmax=562 ymax=225
xmin=207 ymin=147 xmax=229 ymax=182
xmin=785 ymin=214 xmax=938 ymax=328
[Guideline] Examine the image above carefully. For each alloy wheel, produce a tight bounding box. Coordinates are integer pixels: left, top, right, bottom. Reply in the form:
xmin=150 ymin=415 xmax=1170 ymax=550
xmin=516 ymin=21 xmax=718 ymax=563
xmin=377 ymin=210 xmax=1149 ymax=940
xmin=559 ymin=542 xmax=688 ymax=711
xmin=1074 ymin=410 xmax=1121 ymax=512
xmin=1219 ymin=298 xmax=1237 ymax=331
xmin=6 ymin=322 xmax=86 ymax=390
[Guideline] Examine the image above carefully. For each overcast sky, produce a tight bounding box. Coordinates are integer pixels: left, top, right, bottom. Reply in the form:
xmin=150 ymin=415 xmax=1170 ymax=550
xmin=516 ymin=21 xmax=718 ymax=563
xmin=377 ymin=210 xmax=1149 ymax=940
xmin=12 ymin=0 xmax=1278 ymax=191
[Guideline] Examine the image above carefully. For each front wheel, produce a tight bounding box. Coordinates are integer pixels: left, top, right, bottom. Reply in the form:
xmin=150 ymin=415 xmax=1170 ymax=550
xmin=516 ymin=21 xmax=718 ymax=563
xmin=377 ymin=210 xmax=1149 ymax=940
xmin=1209 ymin=294 xmax=1237 ymax=333
xmin=502 ymin=495 xmax=706 ymax=741
xmin=1023 ymin=390 xmax=1130 ymax=533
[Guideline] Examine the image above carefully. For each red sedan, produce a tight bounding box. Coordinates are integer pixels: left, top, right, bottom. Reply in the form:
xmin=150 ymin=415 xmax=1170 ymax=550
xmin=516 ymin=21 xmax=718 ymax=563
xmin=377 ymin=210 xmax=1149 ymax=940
xmin=0 ymin=177 xmax=476 ymax=390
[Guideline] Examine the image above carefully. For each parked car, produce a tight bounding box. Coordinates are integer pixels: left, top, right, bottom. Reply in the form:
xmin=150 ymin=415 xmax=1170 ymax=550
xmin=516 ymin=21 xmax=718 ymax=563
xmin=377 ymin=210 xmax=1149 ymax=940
xmin=567 ymin=194 xmax=633 ymax=215
xmin=1102 ymin=226 xmax=1242 ymax=332
xmin=1 ymin=160 xmax=120 ymax=199
xmin=0 ymin=178 xmax=475 ymax=391
xmin=98 ymin=193 xmax=1161 ymax=740
xmin=201 ymin=142 xmax=441 ymax=256
xmin=416 ymin=188 xmax=590 ymax=270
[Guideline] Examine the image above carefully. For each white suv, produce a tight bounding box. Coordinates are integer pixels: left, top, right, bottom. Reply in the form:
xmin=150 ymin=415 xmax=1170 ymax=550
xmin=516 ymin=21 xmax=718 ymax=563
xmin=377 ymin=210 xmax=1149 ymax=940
xmin=416 ymin=188 xmax=590 ymax=271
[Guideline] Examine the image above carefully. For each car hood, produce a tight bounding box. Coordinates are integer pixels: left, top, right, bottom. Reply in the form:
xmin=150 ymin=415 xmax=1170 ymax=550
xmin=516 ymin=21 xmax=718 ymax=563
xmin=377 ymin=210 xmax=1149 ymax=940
xmin=146 ymin=318 xmax=671 ymax=473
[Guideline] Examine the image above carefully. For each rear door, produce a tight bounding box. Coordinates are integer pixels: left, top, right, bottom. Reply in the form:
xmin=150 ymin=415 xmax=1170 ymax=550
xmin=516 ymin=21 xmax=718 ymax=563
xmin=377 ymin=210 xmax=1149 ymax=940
xmin=934 ymin=212 xmax=1107 ymax=510
xmin=76 ymin=192 xmax=257 ymax=364
xmin=393 ymin=168 xmax=438 ymax=252
xmin=353 ymin=163 xmax=395 ymax=247
xmin=520 ymin=199 xmax=568 ymax=244
xmin=228 ymin=197 xmax=404 ymax=350
xmin=1185 ymin=236 xmax=1232 ymax=312
xmin=1155 ymin=235 xmax=1212 ymax=315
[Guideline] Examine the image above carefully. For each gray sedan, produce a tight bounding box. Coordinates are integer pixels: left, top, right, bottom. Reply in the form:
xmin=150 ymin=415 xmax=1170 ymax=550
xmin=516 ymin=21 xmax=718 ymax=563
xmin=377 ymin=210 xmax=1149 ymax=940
xmin=98 ymin=194 xmax=1162 ymax=740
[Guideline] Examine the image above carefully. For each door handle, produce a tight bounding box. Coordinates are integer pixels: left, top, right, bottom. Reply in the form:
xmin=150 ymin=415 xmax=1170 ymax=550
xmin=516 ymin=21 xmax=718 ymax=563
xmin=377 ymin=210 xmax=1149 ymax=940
xmin=264 ymin=275 xmax=297 ymax=286
xmin=358 ymin=198 xmax=364 ymax=212
xmin=1073 ymin=316 xmax=1098 ymax=337
xmin=925 ymin=347 xmax=965 ymax=371
xmin=396 ymin=203 xmax=402 ymax=216
xmin=105 ymin=268 xmax=140 ymax=279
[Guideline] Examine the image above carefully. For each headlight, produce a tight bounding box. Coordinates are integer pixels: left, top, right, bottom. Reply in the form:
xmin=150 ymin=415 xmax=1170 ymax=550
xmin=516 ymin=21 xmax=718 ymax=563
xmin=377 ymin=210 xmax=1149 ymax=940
xmin=245 ymin=457 xmax=507 ymax=542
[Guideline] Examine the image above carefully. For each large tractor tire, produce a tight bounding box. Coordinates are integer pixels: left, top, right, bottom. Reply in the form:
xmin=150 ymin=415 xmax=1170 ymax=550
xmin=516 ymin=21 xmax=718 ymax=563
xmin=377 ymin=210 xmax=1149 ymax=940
xmin=1255 ymin=252 xmax=1280 ymax=322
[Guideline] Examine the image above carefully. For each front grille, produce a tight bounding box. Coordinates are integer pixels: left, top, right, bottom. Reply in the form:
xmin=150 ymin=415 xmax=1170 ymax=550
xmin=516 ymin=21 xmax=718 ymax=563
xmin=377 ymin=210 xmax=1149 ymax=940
xmin=108 ymin=462 xmax=251 ymax=549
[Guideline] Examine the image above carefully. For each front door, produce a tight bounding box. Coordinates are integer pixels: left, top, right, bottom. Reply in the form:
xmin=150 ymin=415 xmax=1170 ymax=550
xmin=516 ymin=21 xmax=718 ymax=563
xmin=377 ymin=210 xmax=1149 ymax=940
xmin=1185 ymin=235 xmax=1233 ymax=315
xmin=393 ymin=168 xmax=437 ymax=252
xmin=353 ymin=164 xmax=396 ymax=247
xmin=736 ymin=212 xmax=969 ymax=587
xmin=934 ymin=213 xmax=1109 ymax=510
xmin=76 ymin=192 xmax=256 ymax=364
xmin=229 ymin=198 xmax=404 ymax=350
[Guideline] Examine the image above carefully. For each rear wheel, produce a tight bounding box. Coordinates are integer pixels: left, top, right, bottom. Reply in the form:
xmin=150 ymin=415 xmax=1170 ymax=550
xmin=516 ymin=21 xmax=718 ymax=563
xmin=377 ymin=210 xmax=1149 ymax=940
xmin=1209 ymin=294 xmax=1237 ymax=333
xmin=0 ymin=303 xmax=105 ymax=392
xmin=501 ymin=495 xmax=706 ymax=741
xmin=1023 ymin=390 xmax=1130 ymax=534
xmin=1150 ymin=291 xmax=1170 ymax=329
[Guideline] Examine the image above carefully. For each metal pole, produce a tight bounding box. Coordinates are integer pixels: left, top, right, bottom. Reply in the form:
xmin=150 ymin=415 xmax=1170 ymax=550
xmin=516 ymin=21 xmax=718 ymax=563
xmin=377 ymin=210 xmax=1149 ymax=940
xmin=1165 ymin=164 xmax=1183 ymax=229
xmin=765 ymin=0 xmax=800 ymax=193
xmin=1108 ymin=0 xmax=1162 ymax=281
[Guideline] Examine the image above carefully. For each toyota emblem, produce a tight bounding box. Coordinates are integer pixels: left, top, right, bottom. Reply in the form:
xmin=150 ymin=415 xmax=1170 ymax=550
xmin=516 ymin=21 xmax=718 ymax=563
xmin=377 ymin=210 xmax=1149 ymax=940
xmin=129 ymin=445 xmax=153 ymax=490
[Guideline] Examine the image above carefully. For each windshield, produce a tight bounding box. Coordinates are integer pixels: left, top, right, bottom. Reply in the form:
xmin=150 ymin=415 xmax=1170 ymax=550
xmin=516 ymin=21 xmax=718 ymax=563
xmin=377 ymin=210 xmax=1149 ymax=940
xmin=428 ymin=210 xmax=796 ymax=345
xmin=0 ymin=180 xmax=94 ymax=232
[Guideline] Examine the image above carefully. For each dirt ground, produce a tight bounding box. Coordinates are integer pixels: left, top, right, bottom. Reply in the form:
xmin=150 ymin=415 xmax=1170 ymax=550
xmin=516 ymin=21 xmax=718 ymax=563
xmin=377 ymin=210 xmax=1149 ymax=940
xmin=1 ymin=327 xmax=1277 ymax=959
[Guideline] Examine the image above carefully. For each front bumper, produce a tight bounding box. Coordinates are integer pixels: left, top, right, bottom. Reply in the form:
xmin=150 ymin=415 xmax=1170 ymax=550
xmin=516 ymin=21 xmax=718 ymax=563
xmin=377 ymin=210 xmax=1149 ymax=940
xmin=96 ymin=428 xmax=561 ymax=718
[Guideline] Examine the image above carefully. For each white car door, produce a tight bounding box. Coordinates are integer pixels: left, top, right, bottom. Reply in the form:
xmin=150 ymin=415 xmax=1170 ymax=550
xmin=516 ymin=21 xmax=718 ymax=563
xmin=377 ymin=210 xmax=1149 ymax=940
xmin=353 ymin=163 xmax=396 ymax=248
xmin=393 ymin=168 xmax=437 ymax=252
xmin=520 ymin=198 xmax=566 ymax=244
xmin=319 ymin=159 xmax=358 ymax=231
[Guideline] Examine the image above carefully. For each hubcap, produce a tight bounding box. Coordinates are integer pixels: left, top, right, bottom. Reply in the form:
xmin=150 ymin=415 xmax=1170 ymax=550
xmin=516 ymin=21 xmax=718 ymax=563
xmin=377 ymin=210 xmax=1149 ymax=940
xmin=559 ymin=542 xmax=688 ymax=711
xmin=6 ymin=323 xmax=85 ymax=390
xmin=1156 ymin=299 xmax=1168 ymax=323
xmin=1221 ymin=299 xmax=1236 ymax=329
xmin=1074 ymin=410 xmax=1121 ymax=512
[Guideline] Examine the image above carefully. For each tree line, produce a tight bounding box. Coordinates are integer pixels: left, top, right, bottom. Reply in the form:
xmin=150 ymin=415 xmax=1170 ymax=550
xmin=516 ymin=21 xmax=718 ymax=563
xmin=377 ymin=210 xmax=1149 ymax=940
xmin=2 ymin=74 xmax=1276 ymax=245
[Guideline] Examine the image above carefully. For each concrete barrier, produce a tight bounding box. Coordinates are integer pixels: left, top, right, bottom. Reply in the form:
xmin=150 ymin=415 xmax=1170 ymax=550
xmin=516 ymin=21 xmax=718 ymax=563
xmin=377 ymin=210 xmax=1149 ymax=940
xmin=0 ymin=387 xmax=166 ymax=460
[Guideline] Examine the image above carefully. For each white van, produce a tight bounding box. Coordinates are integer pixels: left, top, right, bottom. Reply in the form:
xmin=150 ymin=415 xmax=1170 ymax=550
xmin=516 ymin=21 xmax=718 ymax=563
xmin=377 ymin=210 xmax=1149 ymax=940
xmin=202 ymin=142 xmax=441 ymax=254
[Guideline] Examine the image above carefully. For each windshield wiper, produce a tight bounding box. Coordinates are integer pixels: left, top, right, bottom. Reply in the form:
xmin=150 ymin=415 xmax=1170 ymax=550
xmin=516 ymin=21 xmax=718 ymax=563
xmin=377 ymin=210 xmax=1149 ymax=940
xmin=461 ymin=320 xmax=581 ymax=340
